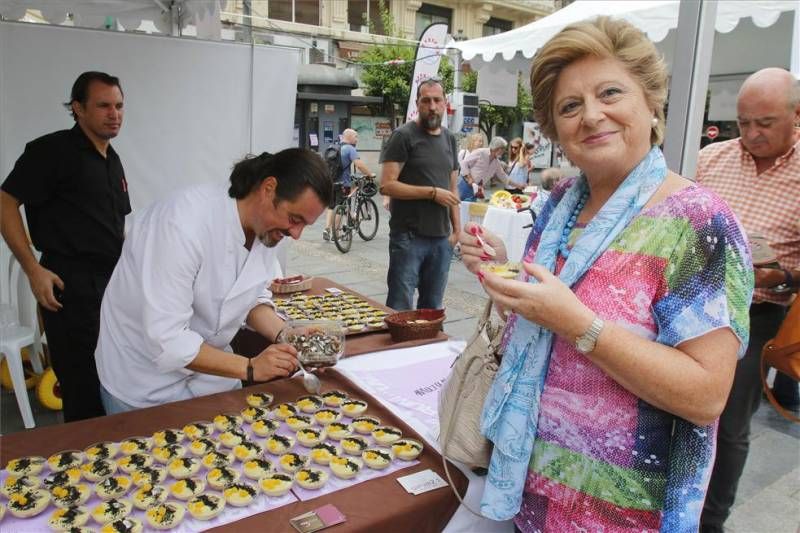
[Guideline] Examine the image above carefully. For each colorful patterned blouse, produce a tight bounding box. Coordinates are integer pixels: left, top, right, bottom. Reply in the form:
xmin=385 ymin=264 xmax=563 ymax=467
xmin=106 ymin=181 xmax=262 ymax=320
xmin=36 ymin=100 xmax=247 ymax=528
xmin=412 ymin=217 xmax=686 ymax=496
xmin=513 ymin=181 xmax=752 ymax=532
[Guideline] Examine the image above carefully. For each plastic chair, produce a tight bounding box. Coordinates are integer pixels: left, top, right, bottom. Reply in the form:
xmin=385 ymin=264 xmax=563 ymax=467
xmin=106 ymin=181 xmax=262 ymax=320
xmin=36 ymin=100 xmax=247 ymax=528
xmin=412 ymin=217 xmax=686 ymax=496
xmin=0 ymin=242 xmax=44 ymax=429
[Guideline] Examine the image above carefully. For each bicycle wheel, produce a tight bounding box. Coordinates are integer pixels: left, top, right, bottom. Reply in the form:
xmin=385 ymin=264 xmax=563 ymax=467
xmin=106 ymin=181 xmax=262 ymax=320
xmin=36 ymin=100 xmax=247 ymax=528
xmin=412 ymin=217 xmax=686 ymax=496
xmin=356 ymin=198 xmax=379 ymax=241
xmin=332 ymin=202 xmax=352 ymax=253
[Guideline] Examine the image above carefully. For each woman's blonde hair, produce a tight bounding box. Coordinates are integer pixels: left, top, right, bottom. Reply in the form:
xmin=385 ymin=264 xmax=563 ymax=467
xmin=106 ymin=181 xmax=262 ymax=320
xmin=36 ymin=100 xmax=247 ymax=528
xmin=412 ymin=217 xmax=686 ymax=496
xmin=464 ymin=132 xmax=484 ymax=151
xmin=530 ymin=16 xmax=667 ymax=145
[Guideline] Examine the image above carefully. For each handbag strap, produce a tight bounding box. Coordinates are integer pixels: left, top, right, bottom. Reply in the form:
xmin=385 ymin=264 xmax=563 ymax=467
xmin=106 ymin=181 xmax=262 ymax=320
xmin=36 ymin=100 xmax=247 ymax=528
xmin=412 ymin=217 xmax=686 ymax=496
xmin=440 ymin=299 xmax=499 ymax=518
xmin=760 ymin=346 xmax=800 ymax=423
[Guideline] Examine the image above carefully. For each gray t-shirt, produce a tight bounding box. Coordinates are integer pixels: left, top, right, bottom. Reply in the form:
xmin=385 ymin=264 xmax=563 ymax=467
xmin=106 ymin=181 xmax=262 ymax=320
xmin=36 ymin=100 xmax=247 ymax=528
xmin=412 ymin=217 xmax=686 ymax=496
xmin=380 ymin=121 xmax=458 ymax=237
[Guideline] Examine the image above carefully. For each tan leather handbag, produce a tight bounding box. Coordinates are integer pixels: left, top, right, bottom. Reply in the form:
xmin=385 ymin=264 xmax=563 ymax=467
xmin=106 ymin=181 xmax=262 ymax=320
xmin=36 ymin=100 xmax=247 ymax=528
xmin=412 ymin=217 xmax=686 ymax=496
xmin=760 ymin=299 xmax=800 ymax=423
xmin=438 ymin=301 xmax=504 ymax=469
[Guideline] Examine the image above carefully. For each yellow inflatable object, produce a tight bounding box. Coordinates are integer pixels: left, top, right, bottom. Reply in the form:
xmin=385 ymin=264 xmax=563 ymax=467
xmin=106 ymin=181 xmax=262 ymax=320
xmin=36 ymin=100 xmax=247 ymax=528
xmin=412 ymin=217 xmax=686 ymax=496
xmin=36 ymin=367 xmax=62 ymax=411
xmin=0 ymin=347 xmax=40 ymax=390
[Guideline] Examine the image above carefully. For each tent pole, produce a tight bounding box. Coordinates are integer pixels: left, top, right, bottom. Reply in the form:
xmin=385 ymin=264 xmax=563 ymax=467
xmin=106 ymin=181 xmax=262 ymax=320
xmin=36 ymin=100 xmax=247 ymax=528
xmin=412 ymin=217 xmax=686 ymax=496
xmin=662 ymin=0 xmax=717 ymax=178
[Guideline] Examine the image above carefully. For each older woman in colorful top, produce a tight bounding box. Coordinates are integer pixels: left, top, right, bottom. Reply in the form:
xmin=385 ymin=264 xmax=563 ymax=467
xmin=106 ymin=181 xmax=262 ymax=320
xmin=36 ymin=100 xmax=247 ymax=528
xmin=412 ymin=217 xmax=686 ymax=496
xmin=458 ymin=17 xmax=753 ymax=532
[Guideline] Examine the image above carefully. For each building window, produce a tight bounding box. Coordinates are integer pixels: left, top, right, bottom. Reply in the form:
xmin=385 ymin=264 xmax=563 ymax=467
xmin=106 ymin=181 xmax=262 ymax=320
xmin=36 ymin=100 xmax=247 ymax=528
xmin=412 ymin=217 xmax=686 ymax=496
xmin=268 ymin=0 xmax=320 ymax=25
xmin=348 ymin=0 xmax=389 ymax=35
xmin=483 ymin=17 xmax=512 ymax=37
xmin=414 ymin=3 xmax=451 ymax=38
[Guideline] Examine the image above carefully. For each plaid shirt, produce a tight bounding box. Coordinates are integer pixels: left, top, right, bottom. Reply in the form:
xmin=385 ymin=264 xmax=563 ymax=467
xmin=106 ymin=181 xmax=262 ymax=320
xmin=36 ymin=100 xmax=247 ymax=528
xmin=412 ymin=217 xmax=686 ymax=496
xmin=696 ymin=129 xmax=800 ymax=304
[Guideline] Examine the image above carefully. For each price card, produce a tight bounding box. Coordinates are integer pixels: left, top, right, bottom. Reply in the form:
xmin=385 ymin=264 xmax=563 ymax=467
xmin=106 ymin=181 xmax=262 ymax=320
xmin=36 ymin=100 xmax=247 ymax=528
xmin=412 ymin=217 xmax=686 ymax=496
xmin=397 ymin=469 xmax=449 ymax=495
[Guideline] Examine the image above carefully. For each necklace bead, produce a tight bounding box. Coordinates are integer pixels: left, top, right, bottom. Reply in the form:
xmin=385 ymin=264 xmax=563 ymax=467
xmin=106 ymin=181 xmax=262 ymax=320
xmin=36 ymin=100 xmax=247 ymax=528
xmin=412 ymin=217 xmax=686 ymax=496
xmin=559 ymin=190 xmax=588 ymax=258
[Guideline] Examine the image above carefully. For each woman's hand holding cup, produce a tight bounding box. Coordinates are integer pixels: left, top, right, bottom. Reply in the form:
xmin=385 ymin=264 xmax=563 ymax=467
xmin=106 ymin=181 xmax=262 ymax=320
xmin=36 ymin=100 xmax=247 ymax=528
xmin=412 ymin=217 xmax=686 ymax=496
xmin=459 ymin=223 xmax=508 ymax=274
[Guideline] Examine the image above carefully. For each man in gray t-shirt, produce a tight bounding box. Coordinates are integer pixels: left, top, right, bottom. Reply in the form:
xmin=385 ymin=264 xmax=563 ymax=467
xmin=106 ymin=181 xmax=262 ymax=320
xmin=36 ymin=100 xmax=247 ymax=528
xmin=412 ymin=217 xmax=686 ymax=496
xmin=379 ymin=79 xmax=460 ymax=310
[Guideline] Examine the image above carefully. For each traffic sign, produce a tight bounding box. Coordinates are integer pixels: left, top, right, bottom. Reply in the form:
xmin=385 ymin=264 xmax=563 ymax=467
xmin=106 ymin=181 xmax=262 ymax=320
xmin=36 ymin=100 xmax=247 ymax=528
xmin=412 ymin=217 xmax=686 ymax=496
xmin=706 ymin=125 xmax=719 ymax=139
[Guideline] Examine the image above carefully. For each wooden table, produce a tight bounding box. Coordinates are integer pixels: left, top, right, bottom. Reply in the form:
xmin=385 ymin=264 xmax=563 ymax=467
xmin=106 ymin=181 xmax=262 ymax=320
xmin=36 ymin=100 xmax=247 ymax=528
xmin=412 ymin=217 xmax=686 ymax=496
xmin=0 ymin=371 xmax=467 ymax=532
xmin=233 ymin=277 xmax=448 ymax=358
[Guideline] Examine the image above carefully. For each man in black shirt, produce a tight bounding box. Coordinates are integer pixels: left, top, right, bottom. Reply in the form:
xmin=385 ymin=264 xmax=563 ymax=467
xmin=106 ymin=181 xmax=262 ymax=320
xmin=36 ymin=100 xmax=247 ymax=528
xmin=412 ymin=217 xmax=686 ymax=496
xmin=379 ymin=78 xmax=460 ymax=310
xmin=0 ymin=71 xmax=130 ymax=422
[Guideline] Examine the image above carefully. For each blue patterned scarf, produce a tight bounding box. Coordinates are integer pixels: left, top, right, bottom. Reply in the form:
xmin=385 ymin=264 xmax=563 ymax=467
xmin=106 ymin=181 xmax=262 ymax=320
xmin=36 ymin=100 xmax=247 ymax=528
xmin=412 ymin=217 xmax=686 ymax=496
xmin=479 ymin=146 xmax=667 ymax=520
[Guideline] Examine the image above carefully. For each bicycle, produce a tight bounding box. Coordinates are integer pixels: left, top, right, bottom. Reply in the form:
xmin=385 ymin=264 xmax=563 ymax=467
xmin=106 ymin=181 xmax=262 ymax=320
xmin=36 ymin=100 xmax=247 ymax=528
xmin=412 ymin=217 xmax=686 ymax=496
xmin=331 ymin=174 xmax=380 ymax=254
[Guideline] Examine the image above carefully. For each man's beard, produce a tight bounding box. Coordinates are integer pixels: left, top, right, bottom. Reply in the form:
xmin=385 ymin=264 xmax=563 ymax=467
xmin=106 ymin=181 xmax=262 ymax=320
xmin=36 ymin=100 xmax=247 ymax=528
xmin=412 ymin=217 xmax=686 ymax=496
xmin=421 ymin=111 xmax=442 ymax=131
xmin=258 ymin=231 xmax=283 ymax=247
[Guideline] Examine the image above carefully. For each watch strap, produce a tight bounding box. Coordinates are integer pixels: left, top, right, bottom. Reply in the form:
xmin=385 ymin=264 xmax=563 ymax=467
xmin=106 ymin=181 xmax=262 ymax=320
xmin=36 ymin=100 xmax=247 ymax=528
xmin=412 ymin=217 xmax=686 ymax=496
xmin=246 ymin=359 xmax=254 ymax=382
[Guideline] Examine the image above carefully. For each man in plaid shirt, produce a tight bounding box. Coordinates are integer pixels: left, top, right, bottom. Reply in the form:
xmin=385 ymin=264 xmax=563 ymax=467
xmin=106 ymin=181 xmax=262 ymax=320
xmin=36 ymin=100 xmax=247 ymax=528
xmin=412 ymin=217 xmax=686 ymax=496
xmin=696 ymin=68 xmax=800 ymax=533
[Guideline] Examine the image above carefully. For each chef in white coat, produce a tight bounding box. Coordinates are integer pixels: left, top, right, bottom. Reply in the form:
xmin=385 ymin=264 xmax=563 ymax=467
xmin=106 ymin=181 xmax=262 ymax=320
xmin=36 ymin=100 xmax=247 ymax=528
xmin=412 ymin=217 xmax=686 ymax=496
xmin=95 ymin=148 xmax=332 ymax=412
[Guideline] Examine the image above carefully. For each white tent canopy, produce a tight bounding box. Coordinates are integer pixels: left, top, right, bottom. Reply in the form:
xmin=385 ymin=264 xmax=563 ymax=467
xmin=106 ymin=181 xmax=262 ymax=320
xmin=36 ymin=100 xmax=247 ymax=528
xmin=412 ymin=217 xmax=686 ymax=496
xmin=451 ymin=0 xmax=797 ymax=72
xmin=0 ymin=0 xmax=220 ymax=34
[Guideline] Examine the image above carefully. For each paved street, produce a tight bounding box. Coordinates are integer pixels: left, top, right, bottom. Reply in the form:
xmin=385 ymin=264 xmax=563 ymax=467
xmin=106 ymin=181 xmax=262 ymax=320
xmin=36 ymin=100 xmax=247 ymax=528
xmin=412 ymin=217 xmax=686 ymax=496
xmin=2 ymin=193 xmax=798 ymax=532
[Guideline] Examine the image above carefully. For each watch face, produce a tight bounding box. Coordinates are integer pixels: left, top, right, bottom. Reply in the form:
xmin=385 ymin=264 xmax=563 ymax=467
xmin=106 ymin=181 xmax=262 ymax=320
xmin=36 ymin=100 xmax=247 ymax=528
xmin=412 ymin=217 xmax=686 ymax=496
xmin=576 ymin=337 xmax=594 ymax=353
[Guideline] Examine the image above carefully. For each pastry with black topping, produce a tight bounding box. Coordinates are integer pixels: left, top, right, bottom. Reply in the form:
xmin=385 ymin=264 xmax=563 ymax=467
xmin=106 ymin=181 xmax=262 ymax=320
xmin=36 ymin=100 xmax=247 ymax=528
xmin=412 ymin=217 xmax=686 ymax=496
xmin=91 ymin=498 xmax=132 ymax=525
xmin=145 ymin=502 xmax=185 ymax=530
xmin=131 ymin=465 xmax=167 ymax=487
xmin=271 ymin=403 xmax=297 ymax=420
xmin=309 ymin=443 xmax=338 ymax=465
xmin=169 ymin=477 xmax=205 ymax=500
xmin=351 ymin=416 xmax=381 ymax=434
xmin=47 ymin=451 xmax=85 ymax=473
xmin=265 ymin=434 xmax=294 ymax=455
xmin=131 ymin=483 xmax=168 ymax=510
xmin=206 ymin=466 xmax=240 ymax=490
xmin=50 ymin=483 xmax=91 ymax=508
xmin=213 ymin=413 xmax=243 ymax=432
xmin=340 ymin=436 xmax=369 ymax=456
xmin=119 ymin=437 xmax=151 ymax=456
xmin=218 ymin=429 xmax=248 ymax=448
xmin=294 ymin=468 xmax=329 ymax=490
xmin=245 ymin=392 xmax=274 ymax=408
xmin=182 ymin=421 xmax=214 ymax=440
xmin=250 ymin=418 xmax=280 ymax=437
xmin=285 ymin=414 xmax=314 ymax=431
xmin=0 ymin=475 xmax=40 ymax=498
xmin=95 ymin=476 xmax=132 ymax=500
xmin=48 ymin=505 xmax=90 ymax=531
xmin=371 ymin=426 xmax=403 ymax=445
xmin=278 ymin=453 xmax=309 ymax=473
xmin=188 ymin=438 xmax=218 ymax=457
xmin=296 ymin=427 xmax=326 ymax=447
xmin=340 ymin=399 xmax=368 ymax=417
xmin=117 ymin=453 xmax=152 ymax=474
xmin=100 ymin=517 xmax=143 ymax=533
xmin=186 ymin=493 xmax=225 ymax=521
xmin=242 ymin=458 xmax=273 ymax=480
xmin=321 ymin=390 xmax=348 ymax=407
xmin=201 ymin=450 xmax=234 ymax=469
xmin=313 ymin=408 xmax=341 ymax=426
xmin=151 ymin=429 xmax=185 ymax=448
xmin=167 ymin=457 xmax=201 ymax=479
xmin=223 ymin=481 xmax=259 ymax=507
xmin=258 ymin=473 xmax=293 ymax=497
xmin=43 ymin=468 xmax=82 ymax=490
xmin=6 ymin=456 xmax=46 ymax=476
xmin=232 ymin=441 xmax=263 ymax=462
xmin=391 ymin=439 xmax=424 ymax=460
xmin=362 ymin=448 xmax=393 ymax=469
xmin=240 ymin=406 xmax=268 ymax=423
xmin=295 ymin=395 xmax=323 ymax=413
xmin=329 ymin=456 xmax=362 ymax=480
xmin=81 ymin=459 xmax=117 ymax=482
xmin=152 ymin=444 xmax=186 ymax=464
xmin=325 ymin=422 xmax=353 ymax=441
xmin=7 ymin=488 xmax=50 ymax=518
xmin=84 ymin=442 xmax=119 ymax=462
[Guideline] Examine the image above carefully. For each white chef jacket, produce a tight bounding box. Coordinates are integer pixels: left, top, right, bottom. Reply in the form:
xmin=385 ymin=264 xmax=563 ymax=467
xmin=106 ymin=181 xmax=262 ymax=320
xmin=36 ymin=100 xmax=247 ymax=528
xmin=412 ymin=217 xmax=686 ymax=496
xmin=96 ymin=183 xmax=281 ymax=407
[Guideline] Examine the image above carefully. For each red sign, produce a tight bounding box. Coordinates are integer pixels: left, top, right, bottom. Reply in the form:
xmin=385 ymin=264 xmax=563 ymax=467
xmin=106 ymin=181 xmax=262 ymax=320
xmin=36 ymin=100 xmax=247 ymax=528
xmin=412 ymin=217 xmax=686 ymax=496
xmin=706 ymin=125 xmax=720 ymax=139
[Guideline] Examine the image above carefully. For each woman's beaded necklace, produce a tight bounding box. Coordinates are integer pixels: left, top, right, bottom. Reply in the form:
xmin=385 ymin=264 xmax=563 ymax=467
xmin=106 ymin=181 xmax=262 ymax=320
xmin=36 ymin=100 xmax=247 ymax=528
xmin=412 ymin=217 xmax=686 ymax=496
xmin=558 ymin=189 xmax=589 ymax=258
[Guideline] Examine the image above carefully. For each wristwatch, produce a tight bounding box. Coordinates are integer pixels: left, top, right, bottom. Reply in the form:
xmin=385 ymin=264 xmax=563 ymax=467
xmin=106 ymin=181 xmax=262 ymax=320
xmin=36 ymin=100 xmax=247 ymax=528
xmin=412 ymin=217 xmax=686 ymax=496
xmin=575 ymin=316 xmax=604 ymax=354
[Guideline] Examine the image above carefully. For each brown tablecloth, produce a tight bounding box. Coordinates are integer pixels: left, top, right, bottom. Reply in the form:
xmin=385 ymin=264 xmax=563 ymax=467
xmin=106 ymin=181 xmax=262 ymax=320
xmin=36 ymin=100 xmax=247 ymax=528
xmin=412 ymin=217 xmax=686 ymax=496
xmin=0 ymin=371 xmax=468 ymax=533
xmin=233 ymin=277 xmax=448 ymax=358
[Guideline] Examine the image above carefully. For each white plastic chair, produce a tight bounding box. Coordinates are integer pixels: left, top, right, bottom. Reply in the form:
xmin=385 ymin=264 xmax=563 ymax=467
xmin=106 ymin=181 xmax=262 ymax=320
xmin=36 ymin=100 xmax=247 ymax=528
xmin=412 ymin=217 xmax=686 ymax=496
xmin=0 ymin=242 xmax=44 ymax=429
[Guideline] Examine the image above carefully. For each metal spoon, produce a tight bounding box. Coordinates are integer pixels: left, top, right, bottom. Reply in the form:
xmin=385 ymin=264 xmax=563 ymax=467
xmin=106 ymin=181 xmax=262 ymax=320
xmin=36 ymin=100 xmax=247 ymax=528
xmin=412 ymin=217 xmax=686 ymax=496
xmin=297 ymin=359 xmax=321 ymax=394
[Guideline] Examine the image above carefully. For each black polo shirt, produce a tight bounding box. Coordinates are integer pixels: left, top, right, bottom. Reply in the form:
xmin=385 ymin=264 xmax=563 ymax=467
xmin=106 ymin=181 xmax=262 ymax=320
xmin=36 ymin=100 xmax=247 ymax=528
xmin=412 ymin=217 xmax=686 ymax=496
xmin=2 ymin=124 xmax=131 ymax=267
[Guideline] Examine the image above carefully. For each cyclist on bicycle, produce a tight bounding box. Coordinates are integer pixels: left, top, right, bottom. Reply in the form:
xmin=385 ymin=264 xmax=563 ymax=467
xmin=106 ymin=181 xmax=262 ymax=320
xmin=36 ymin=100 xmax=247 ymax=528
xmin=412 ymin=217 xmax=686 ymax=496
xmin=323 ymin=129 xmax=375 ymax=241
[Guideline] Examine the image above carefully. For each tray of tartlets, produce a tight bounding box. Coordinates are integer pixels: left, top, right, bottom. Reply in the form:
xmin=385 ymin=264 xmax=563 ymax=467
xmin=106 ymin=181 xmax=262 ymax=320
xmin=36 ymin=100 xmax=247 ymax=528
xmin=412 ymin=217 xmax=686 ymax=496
xmin=0 ymin=386 xmax=423 ymax=531
xmin=274 ymin=292 xmax=389 ymax=335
